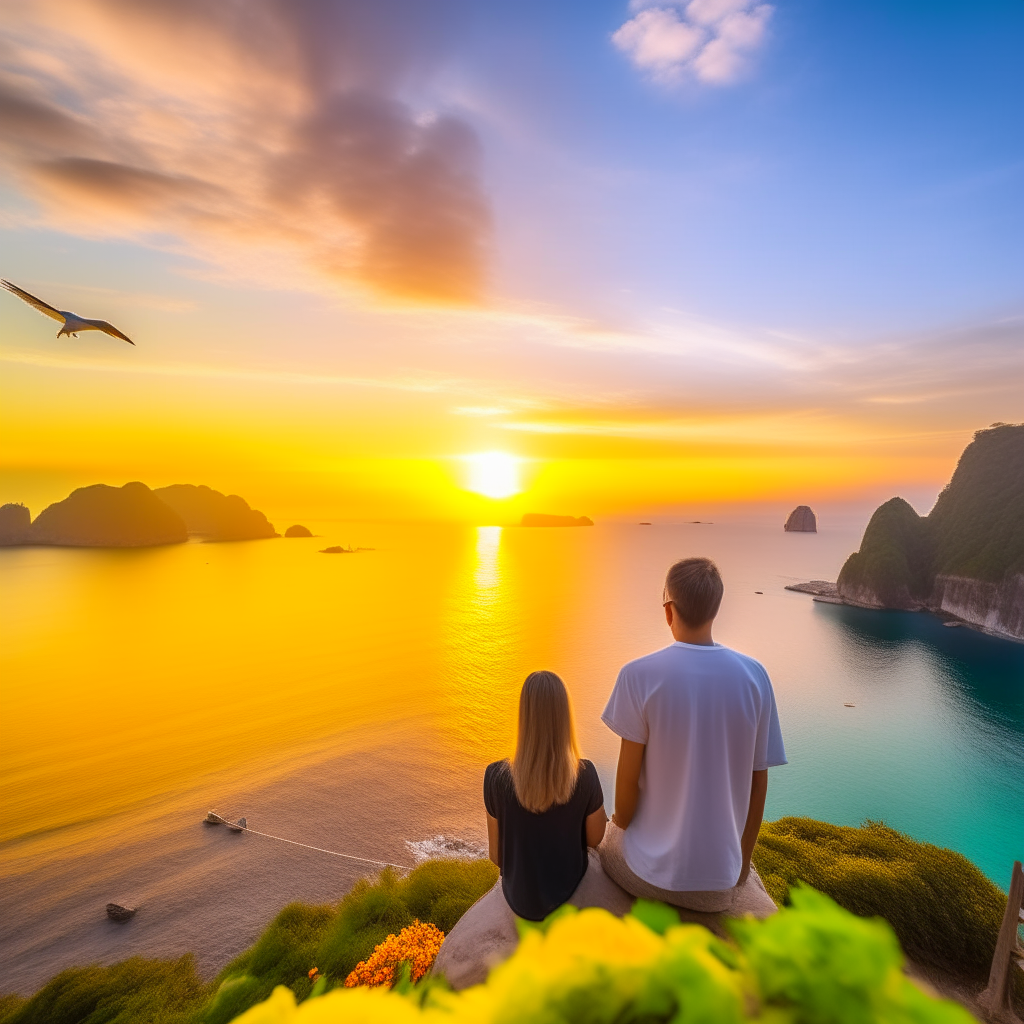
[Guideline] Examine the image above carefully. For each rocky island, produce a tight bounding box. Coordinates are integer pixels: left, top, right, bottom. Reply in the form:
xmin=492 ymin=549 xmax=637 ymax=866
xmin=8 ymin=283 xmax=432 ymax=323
xmin=0 ymin=481 xmax=279 ymax=548
xmin=784 ymin=506 xmax=817 ymax=532
xmin=284 ymin=524 xmax=313 ymax=537
xmin=154 ymin=484 xmax=278 ymax=541
xmin=835 ymin=423 xmax=1024 ymax=640
xmin=521 ymin=513 xmax=594 ymax=527
xmin=4 ymin=482 xmax=189 ymax=548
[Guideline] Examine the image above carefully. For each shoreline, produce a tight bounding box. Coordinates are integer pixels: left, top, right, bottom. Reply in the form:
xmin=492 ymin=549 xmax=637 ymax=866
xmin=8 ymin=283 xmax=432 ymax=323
xmin=785 ymin=581 xmax=1024 ymax=645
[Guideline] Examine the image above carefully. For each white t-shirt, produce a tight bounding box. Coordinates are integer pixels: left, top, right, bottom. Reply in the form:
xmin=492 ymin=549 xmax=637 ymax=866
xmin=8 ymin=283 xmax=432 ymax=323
xmin=601 ymin=641 xmax=787 ymax=892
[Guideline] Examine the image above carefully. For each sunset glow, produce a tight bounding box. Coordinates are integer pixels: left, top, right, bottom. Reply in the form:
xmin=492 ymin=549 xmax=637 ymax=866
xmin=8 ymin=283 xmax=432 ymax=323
xmin=462 ymin=453 xmax=522 ymax=500
xmin=0 ymin=2 xmax=1020 ymax=520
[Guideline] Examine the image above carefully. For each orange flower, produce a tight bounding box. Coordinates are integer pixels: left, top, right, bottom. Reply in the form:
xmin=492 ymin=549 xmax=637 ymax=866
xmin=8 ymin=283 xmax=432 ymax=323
xmin=308 ymin=967 xmax=319 ymax=981
xmin=344 ymin=920 xmax=445 ymax=988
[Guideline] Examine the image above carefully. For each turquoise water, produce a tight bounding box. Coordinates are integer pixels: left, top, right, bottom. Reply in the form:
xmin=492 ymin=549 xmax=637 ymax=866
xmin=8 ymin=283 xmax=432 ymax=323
xmin=764 ymin=601 xmax=1023 ymax=886
xmin=1 ymin=518 xmax=1021 ymax=992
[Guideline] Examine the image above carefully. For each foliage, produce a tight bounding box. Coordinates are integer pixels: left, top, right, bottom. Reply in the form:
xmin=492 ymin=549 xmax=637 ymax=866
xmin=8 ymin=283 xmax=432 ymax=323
xmin=929 ymin=423 xmax=1024 ymax=581
xmin=229 ymin=888 xmax=974 ymax=1024
xmin=0 ymin=955 xmax=206 ymax=1024
xmin=751 ymin=817 xmax=1007 ymax=980
xmin=315 ymin=859 xmax=498 ymax=984
xmin=344 ymin=921 xmax=445 ymax=987
xmin=1 ymin=826 xmax=1013 ymax=1024
xmin=837 ymin=423 xmax=1024 ymax=599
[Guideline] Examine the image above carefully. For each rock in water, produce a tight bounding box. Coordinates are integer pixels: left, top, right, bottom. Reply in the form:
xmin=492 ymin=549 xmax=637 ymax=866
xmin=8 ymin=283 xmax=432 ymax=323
xmin=784 ymin=506 xmax=817 ymax=532
xmin=0 ymin=503 xmax=31 ymax=546
xmin=106 ymin=903 xmax=137 ymax=921
xmin=284 ymin=524 xmax=313 ymax=538
xmin=154 ymin=484 xmax=278 ymax=541
xmin=30 ymin=483 xmax=188 ymax=548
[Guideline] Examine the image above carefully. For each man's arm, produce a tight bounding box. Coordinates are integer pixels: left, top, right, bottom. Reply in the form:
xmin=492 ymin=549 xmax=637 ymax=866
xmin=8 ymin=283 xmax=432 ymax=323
xmin=611 ymin=738 xmax=645 ymax=829
xmin=486 ymin=813 xmax=501 ymax=869
xmin=737 ymin=769 xmax=768 ymax=885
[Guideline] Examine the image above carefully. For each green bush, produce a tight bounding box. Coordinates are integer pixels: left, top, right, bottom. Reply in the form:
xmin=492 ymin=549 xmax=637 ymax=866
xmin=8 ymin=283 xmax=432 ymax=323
xmin=316 ymin=859 xmax=498 ymax=982
xmin=752 ymin=817 xmax=1006 ymax=980
xmin=0 ymin=955 xmax=205 ymax=1024
xmin=230 ymin=889 xmax=975 ymax=1024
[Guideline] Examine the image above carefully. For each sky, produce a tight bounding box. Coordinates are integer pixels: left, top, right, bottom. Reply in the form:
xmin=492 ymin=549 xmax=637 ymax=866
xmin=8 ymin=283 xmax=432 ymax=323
xmin=1 ymin=0 xmax=1022 ymax=523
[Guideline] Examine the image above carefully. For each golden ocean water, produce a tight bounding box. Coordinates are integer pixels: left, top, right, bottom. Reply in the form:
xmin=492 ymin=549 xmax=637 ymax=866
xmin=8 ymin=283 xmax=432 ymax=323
xmin=1 ymin=519 xmax=1022 ymax=993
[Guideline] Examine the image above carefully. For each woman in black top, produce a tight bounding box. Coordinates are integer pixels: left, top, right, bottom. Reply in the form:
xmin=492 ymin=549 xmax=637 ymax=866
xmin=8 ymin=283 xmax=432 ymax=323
xmin=484 ymin=670 xmax=607 ymax=921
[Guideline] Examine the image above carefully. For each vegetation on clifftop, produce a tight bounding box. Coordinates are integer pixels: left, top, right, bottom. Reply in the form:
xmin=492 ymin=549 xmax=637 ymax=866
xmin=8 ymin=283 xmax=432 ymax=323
xmin=838 ymin=423 xmax=1024 ymax=603
xmin=0 ymin=820 xmax=1014 ymax=1024
xmin=231 ymin=888 xmax=975 ymax=1024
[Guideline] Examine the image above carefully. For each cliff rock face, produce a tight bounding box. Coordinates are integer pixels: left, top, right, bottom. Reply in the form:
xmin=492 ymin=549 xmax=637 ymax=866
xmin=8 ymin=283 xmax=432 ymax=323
xmin=30 ymin=482 xmax=188 ymax=547
xmin=521 ymin=514 xmax=594 ymax=527
xmin=784 ymin=506 xmax=817 ymax=532
xmin=837 ymin=424 xmax=1024 ymax=640
xmin=154 ymin=484 xmax=277 ymax=540
xmin=931 ymin=573 xmax=1024 ymax=640
xmin=0 ymin=503 xmax=32 ymax=546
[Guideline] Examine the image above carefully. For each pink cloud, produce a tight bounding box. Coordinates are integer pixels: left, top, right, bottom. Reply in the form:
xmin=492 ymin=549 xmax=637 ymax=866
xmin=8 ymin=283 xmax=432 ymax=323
xmin=0 ymin=0 xmax=490 ymax=303
xmin=612 ymin=0 xmax=773 ymax=86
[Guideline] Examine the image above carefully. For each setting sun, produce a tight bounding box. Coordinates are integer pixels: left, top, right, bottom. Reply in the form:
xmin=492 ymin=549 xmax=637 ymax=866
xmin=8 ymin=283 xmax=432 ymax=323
xmin=462 ymin=452 xmax=521 ymax=499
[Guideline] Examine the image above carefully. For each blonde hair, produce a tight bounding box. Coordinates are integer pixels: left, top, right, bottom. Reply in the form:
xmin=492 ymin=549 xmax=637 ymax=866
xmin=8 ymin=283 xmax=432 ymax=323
xmin=510 ymin=671 xmax=581 ymax=813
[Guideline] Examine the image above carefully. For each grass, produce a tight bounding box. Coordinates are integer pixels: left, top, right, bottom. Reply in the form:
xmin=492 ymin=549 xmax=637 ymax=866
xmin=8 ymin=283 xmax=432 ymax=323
xmin=752 ymin=817 xmax=1009 ymax=982
xmin=0 ymin=820 xmax=1013 ymax=1024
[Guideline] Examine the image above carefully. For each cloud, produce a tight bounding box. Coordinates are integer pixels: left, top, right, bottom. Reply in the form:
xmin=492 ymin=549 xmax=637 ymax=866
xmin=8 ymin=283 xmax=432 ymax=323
xmin=0 ymin=0 xmax=490 ymax=303
xmin=612 ymin=0 xmax=772 ymax=86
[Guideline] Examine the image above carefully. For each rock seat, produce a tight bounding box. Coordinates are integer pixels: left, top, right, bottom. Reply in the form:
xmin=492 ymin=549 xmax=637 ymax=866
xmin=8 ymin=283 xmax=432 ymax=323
xmin=432 ymin=849 xmax=774 ymax=990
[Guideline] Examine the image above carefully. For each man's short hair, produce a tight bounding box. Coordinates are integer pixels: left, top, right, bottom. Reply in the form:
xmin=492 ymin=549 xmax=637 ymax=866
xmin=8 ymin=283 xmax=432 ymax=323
xmin=665 ymin=557 xmax=723 ymax=627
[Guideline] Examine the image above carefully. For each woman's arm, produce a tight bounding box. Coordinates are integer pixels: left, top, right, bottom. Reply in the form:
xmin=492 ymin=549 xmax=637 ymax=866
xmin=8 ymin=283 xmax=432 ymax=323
xmin=486 ymin=813 xmax=501 ymax=869
xmin=585 ymin=806 xmax=607 ymax=848
xmin=612 ymin=738 xmax=645 ymax=829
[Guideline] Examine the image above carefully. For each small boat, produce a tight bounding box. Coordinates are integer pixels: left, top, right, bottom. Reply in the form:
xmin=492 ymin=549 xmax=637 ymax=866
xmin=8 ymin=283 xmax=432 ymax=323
xmin=844 ymin=703 xmax=856 ymax=708
xmin=106 ymin=903 xmax=137 ymax=922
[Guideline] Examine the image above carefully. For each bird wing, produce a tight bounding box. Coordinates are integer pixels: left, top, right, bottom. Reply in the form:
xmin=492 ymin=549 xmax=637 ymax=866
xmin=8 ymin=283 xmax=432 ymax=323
xmin=86 ymin=319 xmax=136 ymax=345
xmin=2 ymin=279 xmax=66 ymax=323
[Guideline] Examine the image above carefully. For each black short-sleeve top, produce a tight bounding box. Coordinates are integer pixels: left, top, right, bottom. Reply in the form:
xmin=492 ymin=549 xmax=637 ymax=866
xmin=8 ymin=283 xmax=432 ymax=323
xmin=483 ymin=758 xmax=604 ymax=921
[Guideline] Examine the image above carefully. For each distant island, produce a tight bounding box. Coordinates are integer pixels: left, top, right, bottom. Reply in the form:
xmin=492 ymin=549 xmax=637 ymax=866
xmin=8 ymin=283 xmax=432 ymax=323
xmin=833 ymin=424 xmax=1024 ymax=641
xmin=0 ymin=481 xmax=279 ymax=548
xmin=521 ymin=513 xmax=594 ymax=527
xmin=284 ymin=524 xmax=313 ymax=538
xmin=784 ymin=506 xmax=817 ymax=532
xmin=154 ymin=484 xmax=278 ymax=541
xmin=1 ymin=482 xmax=188 ymax=548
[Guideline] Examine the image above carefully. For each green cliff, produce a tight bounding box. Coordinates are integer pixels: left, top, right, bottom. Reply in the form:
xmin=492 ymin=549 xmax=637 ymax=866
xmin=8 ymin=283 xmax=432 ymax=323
xmin=837 ymin=423 xmax=1024 ymax=638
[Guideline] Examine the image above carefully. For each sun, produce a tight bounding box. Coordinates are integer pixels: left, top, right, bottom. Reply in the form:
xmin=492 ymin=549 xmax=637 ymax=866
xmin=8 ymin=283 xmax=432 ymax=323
xmin=463 ymin=452 xmax=522 ymax=499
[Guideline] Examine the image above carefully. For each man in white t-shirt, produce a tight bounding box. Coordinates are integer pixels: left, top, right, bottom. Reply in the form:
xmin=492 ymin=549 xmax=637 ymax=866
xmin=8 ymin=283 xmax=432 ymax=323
xmin=599 ymin=556 xmax=786 ymax=916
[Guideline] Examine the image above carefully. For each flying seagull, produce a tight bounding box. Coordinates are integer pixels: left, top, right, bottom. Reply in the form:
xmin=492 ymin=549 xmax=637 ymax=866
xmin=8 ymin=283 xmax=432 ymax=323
xmin=2 ymin=279 xmax=135 ymax=345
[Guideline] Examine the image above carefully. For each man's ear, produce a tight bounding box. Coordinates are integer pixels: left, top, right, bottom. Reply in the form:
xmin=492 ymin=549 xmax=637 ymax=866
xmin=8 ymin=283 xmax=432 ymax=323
xmin=664 ymin=602 xmax=674 ymax=627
